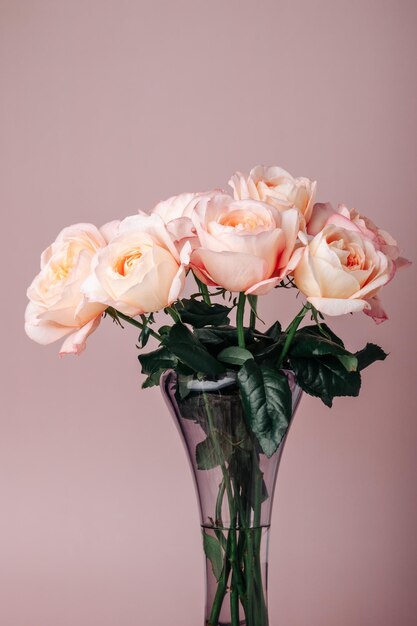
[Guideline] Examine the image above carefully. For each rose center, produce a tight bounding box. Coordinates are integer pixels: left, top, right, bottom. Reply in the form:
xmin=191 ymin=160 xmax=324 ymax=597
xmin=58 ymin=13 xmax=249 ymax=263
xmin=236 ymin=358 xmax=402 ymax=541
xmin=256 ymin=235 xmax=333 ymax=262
xmin=114 ymin=250 xmax=143 ymax=276
xmin=49 ymin=261 xmax=72 ymax=283
xmin=345 ymin=243 xmax=365 ymax=270
xmin=219 ymin=210 xmax=265 ymax=231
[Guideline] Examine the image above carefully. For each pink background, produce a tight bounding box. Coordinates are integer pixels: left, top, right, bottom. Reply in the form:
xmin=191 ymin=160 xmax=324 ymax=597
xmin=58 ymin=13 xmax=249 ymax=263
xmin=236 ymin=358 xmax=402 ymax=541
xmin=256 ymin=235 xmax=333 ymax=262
xmin=1 ymin=1 xmax=417 ymax=624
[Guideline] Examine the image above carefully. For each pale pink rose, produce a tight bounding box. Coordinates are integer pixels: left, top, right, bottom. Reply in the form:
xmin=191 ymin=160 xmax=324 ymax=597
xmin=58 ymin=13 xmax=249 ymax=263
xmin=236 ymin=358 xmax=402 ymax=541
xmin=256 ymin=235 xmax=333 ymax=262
xmin=151 ymin=191 xmax=220 ymax=244
xmin=100 ymin=220 xmax=121 ymax=243
xmin=189 ymin=193 xmax=300 ymax=295
xmin=293 ymin=224 xmax=394 ymax=321
xmin=82 ymin=213 xmax=189 ymax=316
xmin=307 ymin=203 xmax=411 ymax=272
xmin=229 ymin=165 xmax=316 ymax=224
xmin=25 ymin=223 xmax=108 ymax=356
xmin=305 ymin=202 xmax=335 ymax=236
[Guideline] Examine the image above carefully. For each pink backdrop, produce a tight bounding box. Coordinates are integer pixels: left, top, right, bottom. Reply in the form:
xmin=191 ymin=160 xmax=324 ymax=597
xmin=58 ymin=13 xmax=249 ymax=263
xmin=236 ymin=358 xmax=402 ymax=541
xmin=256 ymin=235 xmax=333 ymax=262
xmin=1 ymin=1 xmax=416 ymax=624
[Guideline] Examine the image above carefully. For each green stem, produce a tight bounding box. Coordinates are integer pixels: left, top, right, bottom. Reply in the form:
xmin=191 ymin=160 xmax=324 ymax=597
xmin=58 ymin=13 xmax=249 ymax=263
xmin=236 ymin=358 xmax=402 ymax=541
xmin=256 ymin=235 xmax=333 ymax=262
xmin=249 ymin=296 xmax=258 ymax=331
xmin=214 ymin=479 xmax=227 ymax=551
xmin=230 ymin=567 xmax=240 ymax=625
xmin=215 ymin=478 xmax=226 ymax=527
xmin=110 ymin=308 xmax=162 ymax=341
xmin=208 ymin=534 xmax=232 ymax=626
xmin=165 ymin=305 xmax=181 ymax=323
xmin=202 ymin=393 xmax=248 ymax=622
xmin=194 ymin=274 xmax=212 ymax=305
xmin=277 ymin=304 xmax=309 ymax=369
xmin=245 ymin=529 xmax=255 ymax=623
xmin=236 ymin=293 xmax=246 ymax=348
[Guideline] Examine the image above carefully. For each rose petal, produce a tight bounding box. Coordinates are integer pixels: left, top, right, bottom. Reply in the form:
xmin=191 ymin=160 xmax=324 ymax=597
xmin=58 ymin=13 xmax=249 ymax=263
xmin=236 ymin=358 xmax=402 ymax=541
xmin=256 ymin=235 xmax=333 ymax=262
xmin=100 ymin=220 xmax=120 ymax=243
xmin=191 ymin=248 xmax=268 ymax=293
xmin=363 ymin=295 xmax=388 ymax=324
xmin=307 ymin=297 xmax=369 ymax=316
xmin=59 ymin=315 xmax=102 ymax=356
xmin=245 ymin=277 xmax=280 ymax=296
xmin=25 ymin=302 xmax=73 ymax=345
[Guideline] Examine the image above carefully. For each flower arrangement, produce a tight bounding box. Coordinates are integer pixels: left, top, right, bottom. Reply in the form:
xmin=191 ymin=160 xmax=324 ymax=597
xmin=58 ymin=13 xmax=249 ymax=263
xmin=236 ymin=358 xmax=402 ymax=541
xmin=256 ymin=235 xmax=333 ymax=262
xmin=25 ymin=165 xmax=409 ymax=626
xmin=26 ymin=164 xmax=408 ymax=402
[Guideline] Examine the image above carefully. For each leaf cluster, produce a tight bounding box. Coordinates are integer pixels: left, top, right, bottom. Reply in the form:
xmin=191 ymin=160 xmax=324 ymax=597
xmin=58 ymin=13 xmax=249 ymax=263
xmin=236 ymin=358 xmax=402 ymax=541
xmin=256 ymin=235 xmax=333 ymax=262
xmin=137 ymin=297 xmax=388 ymax=461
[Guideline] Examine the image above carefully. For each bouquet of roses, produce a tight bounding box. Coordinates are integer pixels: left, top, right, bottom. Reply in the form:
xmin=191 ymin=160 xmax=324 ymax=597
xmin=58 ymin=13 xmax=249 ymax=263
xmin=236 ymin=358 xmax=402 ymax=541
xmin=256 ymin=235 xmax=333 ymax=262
xmin=25 ymin=165 xmax=409 ymax=626
xmin=26 ymin=164 xmax=408 ymax=405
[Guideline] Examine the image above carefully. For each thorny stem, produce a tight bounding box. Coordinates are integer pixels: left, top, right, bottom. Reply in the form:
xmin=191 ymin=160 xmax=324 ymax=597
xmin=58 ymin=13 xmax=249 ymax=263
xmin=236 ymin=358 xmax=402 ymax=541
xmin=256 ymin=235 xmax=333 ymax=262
xmin=108 ymin=308 xmax=162 ymax=341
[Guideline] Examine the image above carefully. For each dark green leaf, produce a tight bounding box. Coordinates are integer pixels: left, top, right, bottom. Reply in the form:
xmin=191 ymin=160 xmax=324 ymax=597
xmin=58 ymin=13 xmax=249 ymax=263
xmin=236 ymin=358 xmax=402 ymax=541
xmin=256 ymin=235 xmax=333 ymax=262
xmin=355 ymin=343 xmax=388 ymax=371
xmin=195 ymin=327 xmax=254 ymax=358
xmin=290 ymin=355 xmax=361 ymax=407
xmin=177 ymin=298 xmax=231 ymax=328
xmin=336 ymin=354 xmax=358 ymax=372
xmin=249 ymin=339 xmax=283 ymax=362
xmin=138 ymin=346 xmax=178 ymax=388
xmin=203 ymin=532 xmax=224 ymax=581
xmin=217 ymin=346 xmax=254 ymax=366
xmin=228 ymin=447 xmax=269 ymax=510
xmin=163 ymin=323 xmax=226 ymax=375
xmin=141 ymin=371 xmax=163 ymax=388
xmin=290 ymin=330 xmax=349 ymax=359
xmin=296 ymin=323 xmax=345 ymax=347
xmin=138 ymin=346 xmax=177 ymax=375
xmin=194 ymin=327 xmax=232 ymax=347
xmin=237 ymin=361 xmax=292 ymax=458
xmin=265 ymin=321 xmax=282 ymax=341
xmin=196 ymin=432 xmax=234 ymax=470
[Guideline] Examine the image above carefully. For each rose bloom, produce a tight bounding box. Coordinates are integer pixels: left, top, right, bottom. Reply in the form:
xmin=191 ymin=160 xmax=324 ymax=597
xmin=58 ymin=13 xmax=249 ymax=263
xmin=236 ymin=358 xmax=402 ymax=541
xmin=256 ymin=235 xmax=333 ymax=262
xmin=307 ymin=202 xmax=410 ymax=272
xmin=190 ymin=193 xmax=300 ymax=295
xmin=82 ymin=213 xmax=189 ymax=317
xmin=293 ymin=224 xmax=394 ymax=322
xmin=25 ymin=223 xmax=108 ymax=356
xmin=229 ymin=165 xmax=316 ymax=224
xmin=151 ymin=190 xmax=220 ymax=244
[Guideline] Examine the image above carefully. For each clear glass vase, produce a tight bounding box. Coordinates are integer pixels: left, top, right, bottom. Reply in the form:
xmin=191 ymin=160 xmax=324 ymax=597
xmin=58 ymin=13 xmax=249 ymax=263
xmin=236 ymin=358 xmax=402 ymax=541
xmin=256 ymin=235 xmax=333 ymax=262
xmin=161 ymin=370 xmax=302 ymax=626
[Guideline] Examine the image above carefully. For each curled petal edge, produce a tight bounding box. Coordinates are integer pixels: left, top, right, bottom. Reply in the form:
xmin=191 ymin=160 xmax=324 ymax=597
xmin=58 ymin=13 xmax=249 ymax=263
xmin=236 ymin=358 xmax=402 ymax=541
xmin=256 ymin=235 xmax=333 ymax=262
xmin=59 ymin=315 xmax=102 ymax=357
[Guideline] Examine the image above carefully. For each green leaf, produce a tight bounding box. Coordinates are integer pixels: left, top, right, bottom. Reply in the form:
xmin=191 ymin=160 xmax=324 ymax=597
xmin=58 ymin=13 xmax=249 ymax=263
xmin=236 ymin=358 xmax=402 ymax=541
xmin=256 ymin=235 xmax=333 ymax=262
xmin=355 ymin=343 xmax=388 ymax=371
xmin=296 ymin=323 xmax=345 ymax=347
xmin=141 ymin=371 xmax=163 ymax=388
xmin=163 ymin=323 xmax=226 ymax=375
xmin=138 ymin=346 xmax=177 ymax=375
xmin=176 ymin=298 xmax=231 ymax=328
xmin=138 ymin=346 xmax=178 ymax=388
xmin=228 ymin=447 xmax=269 ymax=510
xmin=237 ymin=361 xmax=292 ymax=458
xmin=336 ymin=354 xmax=358 ymax=372
xmin=249 ymin=338 xmax=283 ymax=363
xmin=290 ymin=329 xmax=349 ymax=358
xmin=203 ymin=532 xmax=224 ymax=581
xmin=217 ymin=346 xmax=254 ymax=366
xmin=265 ymin=321 xmax=282 ymax=341
xmin=195 ymin=326 xmax=254 ymax=348
xmin=290 ymin=355 xmax=361 ymax=407
xmin=196 ymin=432 xmax=234 ymax=470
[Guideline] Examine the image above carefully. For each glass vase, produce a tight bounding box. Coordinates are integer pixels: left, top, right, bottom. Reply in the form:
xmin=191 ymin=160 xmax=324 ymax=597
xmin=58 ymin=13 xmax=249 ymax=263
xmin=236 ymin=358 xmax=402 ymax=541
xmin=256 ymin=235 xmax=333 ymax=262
xmin=161 ymin=370 xmax=302 ymax=626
